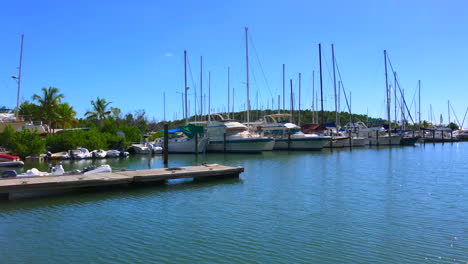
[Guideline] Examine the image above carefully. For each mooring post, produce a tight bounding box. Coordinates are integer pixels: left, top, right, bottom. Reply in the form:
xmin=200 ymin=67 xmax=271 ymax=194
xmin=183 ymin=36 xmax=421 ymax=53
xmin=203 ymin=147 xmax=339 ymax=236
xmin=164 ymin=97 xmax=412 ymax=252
xmin=163 ymin=124 xmax=169 ymax=166
xmin=223 ymin=132 xmax=227 ymax=153
xmin=432 ymin=129 xmax=435 ymax=144
xmin=288 ymin=131 xmax=291 ymax=150
xmin=441 ymin=129 xmax=445 ymax=144
xmin=348 ymin=133 xmax=352 ymax=150
xmin=423 ymin=129 xmax=425 ymax=144
xmin=451 ymin=130 xmax=453 ymax=142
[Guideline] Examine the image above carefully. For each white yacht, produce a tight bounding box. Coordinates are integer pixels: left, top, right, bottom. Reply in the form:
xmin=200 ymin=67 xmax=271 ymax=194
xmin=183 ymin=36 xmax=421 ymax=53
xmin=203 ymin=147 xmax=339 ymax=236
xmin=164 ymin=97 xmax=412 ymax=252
xmin=256 ymin=114 xmax=330 ymax=150
xmin=205 ymin=114 xmax=273 ymax=153
xmin=345 ymin=122 xmax=401 ymax=145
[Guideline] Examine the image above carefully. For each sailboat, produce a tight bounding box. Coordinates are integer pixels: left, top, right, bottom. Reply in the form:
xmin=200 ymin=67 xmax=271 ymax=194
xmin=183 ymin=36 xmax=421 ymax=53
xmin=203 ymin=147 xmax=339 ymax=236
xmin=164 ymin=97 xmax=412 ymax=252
xmin=155 ymin=50 xmax=208 ymax=153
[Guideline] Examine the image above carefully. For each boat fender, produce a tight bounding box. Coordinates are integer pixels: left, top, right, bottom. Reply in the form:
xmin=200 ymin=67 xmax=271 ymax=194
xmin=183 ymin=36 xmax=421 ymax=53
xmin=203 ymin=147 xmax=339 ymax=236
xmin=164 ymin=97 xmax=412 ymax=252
xmin=2 ymin=170 xmax=17 ymax=178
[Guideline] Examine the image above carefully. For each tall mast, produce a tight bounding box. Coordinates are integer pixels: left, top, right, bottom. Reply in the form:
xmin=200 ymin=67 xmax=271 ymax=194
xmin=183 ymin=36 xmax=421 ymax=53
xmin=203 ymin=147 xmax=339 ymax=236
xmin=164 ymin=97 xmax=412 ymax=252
xmin=184 ymin=50 xmax=188 ymax=124
xmin=384 ymin=50 xmax=391 ymax=136
xmin=245 ymin=27 xmax=250 ymax=124
xmin=312 ymin=70 xmax=315 ymax=123
xmin=290 ymin=79 xmax=294 ymax=123
xmin=200 ymin=56 xmax=203 ymax=116
xmin=163 ymin=91 xmax=166 ymax=121
xmin=394 ymin=71 xmax=397 ymax=125
xmin=277 ymin=95 xmax=280 ymax=113
xmin=14 ymin=34 xmax=24 ymax=121
xmin=319 ymin=43 xmax=324 ymax=124
xmin=418 ymin=80 xmax=421 ymax=129
xmin=332 ymin=44 xmax=338 ymax=129
xmin=208 ymin=71 xmax=211 ymax=121
xmin=228 ymin=67 xmax=230 ymax=119
xmin=298 ymin=72 xmax=301 ymax=125
xmin=448 ymin=100 xmax=450 ymax=125
xmin=282 ymin=64 xmax=285 ymax=111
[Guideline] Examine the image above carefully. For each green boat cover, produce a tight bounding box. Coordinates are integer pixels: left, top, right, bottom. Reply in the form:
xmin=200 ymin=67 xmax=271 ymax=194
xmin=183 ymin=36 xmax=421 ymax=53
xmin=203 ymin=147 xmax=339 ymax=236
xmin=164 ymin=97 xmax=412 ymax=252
xmin=180 ymin=124 xmax=204 ymax=139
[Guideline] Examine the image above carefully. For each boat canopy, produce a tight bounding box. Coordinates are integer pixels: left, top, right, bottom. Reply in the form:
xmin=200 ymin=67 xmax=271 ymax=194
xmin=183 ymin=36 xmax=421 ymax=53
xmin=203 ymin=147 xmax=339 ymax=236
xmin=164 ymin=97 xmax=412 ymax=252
xmin=180 ymin=124 xmax=204 ymax=139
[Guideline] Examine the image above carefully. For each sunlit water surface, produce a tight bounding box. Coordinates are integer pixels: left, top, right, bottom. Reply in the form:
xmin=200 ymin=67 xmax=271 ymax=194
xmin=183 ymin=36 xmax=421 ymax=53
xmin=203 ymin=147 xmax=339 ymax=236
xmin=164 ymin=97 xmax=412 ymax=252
xmin=0 ymin=143 xmax=467 ymax=264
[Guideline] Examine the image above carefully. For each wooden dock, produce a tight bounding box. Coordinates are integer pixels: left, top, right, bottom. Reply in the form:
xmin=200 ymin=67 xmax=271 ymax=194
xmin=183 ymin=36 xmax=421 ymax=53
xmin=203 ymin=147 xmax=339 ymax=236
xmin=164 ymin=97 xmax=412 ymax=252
xmin=0 ymin=164 xmax=244 ymax=200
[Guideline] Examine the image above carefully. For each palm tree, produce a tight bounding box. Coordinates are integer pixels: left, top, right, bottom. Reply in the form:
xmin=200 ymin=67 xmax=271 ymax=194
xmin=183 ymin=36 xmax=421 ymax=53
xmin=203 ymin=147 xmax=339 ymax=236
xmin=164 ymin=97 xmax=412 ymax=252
xmin=85 ymin=97 xmax=112 ymax=126
xmin=56 ymin=103 xmax=78 ymax=129
xmin=32 ymin=87 xmax=64 ymax=129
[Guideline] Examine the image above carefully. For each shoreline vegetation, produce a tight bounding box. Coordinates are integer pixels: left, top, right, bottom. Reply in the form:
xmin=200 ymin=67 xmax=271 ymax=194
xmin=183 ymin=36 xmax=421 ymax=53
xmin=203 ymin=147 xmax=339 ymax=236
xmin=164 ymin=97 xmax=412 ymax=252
xmin=0 ymin=87 xmax=459 ymax=159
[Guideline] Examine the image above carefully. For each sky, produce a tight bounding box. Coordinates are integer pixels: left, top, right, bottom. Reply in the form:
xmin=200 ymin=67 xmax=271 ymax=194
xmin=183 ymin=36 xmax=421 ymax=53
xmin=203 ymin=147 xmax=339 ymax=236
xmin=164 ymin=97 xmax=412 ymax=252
xmin=1 ymin=0 xmax=467 ymax=125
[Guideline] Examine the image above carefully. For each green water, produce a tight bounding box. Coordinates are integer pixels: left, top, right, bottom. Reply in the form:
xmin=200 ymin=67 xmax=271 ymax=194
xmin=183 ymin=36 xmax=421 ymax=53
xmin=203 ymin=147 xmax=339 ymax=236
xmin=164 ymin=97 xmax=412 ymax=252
xmin=1 ymin=143 xmax=467 ymax=264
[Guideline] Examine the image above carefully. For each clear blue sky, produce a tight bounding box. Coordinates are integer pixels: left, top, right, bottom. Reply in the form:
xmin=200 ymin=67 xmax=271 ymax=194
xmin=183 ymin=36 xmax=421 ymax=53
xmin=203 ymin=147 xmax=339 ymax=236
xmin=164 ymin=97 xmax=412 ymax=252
xmin=1 ymin=0 xmax=467 ymax=125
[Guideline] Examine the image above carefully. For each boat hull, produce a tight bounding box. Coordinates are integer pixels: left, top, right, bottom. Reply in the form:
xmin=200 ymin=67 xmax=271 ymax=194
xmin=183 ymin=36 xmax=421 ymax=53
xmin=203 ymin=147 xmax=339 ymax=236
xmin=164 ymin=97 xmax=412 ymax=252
xmin=207 ymin=138 xmax=273 ymax=153
xmin=368 ymin=135 xmax=402 ymax=145
xmin=167 ymin=137 xmax=209 ymax=153
xmin=273 ymin=137 xmax=328 ymax=150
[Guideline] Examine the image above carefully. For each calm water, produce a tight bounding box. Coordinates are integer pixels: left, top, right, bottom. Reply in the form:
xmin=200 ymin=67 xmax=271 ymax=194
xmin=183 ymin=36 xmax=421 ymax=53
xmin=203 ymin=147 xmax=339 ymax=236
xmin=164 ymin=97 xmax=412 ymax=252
xmin=1 ymin=143 xmax=467 ymax=264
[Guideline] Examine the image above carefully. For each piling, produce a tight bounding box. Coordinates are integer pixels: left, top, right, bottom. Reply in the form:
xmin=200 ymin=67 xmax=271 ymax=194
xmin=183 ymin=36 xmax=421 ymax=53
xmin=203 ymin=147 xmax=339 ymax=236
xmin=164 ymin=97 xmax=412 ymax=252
xmin=287 ymin=131 xmax=291 ymax=150
xmin=163 ymin=124 xmax=168 ymax=166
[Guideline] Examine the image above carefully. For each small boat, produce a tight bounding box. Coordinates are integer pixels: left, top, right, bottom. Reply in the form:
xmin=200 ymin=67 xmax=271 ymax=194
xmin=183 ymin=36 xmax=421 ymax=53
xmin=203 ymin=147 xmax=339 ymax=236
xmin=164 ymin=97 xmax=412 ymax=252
xmin=106 ymin=150 xmax=129 ymax=158
xmin=48 ymin=151 xmax=70 ymax=160
xmin=69 ymin=147 xmax=91 ymax=159
xmin=131 ymin=134 xmax=155 ymax=154
xmin=0 ymin=161 xmax=24 ymax=167
xmin=83 ymin=165 xmax=112 ymax=175
xmin=0 ymin=153 xmax=20 ymax=161
xmin=91 ymin=149 xmax=107 ymax=159
xmin=16 ymin=163 xmax=65 ymax=177
xmin=3 ymin=164 xmax=112 ymax=178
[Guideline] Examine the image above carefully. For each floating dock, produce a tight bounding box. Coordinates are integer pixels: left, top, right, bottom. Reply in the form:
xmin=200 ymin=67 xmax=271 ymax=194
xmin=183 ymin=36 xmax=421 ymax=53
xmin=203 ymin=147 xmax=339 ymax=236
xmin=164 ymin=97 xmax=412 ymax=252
xmin=0 ymin=164 xmax=244 ymax=200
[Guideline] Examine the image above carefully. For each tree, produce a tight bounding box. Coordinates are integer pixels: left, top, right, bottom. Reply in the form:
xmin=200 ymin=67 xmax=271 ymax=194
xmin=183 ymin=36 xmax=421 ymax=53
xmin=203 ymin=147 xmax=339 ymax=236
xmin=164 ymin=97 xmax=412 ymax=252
xmin=19 ymin=101 xmax=41 ymax=121
xmin=448 ymin=122 xmax=459 ymax=130
xmin=32 ymin=87 xmax=64 ymax=129
xmin=85 ymin=97 xmax=112 ymax=126
xmin=56 ymin=103 xmax=78 ymax=129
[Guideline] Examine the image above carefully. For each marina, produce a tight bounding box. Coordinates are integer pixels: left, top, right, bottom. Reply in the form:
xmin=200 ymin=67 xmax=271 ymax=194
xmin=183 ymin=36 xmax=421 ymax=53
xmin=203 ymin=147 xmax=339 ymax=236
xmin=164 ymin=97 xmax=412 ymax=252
xmin=0 ymin=143 xmax=466 ymax=264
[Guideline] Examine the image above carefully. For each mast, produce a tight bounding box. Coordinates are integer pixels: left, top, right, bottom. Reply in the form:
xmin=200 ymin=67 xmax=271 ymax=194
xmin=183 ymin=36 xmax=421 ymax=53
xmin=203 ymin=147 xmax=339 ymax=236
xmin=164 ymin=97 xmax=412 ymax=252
xmin=332 ymin=44 xmax=338 ymax=129
xmin=418 ymin=80 xmax=421 ymax=129
xmin=290 ymin=79 xmax=294 ymax=123
xmin=384 ymin=50 xmax=391 ymax=136
xmin=448 ymin=100 xmax=450 ymax=125
xmin=228 ymin=67 xmax=230 ymax=119
xmin=184 ymin=50 xmax=188 ymax=124
xmin=319 ymin=43 xmax=324 ymax=124
xmin=245 ymin=27 xmax=251 ymax=124
xmin=200 ymin=56 xmax=203 ymax=116
xmin=208 ymin=71 xmax=211 ymax=121
xmin=14 ymin=34 xmax=24 ymax=121
xmin=277 ymin=95 xmax=280 ymax=113
xmin=283 ymin=64 xmax=285 ymax=111
xmin=312 ymin=70 xmax=315 ymax=123
xmin=298 ymin=72 xmax=301 ymax=125
xmin=394 ymin=71 xmax=397 ymax=125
